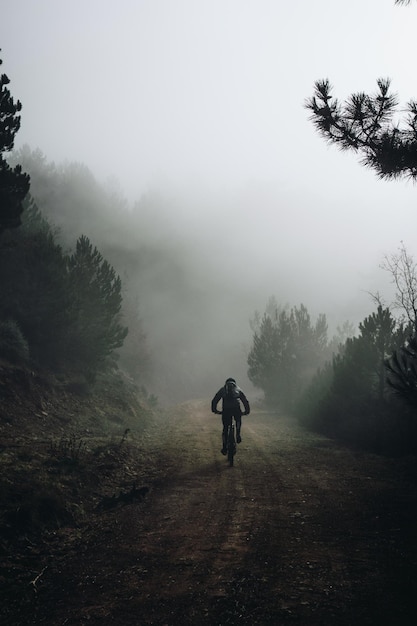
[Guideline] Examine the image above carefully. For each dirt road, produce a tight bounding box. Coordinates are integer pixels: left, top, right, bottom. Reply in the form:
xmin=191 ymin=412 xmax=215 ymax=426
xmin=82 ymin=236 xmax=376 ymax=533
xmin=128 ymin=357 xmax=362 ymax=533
xmin=22 ymin=401 xmax=417 ymax=624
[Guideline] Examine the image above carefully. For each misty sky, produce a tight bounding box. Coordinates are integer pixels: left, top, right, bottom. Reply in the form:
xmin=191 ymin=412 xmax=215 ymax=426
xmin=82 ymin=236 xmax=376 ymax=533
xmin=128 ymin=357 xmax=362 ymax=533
xmin=2 ymin=0 xmax=417 ymax=345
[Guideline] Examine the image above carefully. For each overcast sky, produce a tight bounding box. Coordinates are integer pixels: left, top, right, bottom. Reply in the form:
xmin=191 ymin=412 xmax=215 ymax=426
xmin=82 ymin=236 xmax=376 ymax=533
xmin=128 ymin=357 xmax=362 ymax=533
xmin=2 ymin=0 xmax=417 ymax=333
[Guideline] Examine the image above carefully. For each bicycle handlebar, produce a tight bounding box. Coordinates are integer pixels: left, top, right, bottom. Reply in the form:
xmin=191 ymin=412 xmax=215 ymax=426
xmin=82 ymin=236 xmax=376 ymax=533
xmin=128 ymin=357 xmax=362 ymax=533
xmin=213 ymin=410 xmax=249 ymax=416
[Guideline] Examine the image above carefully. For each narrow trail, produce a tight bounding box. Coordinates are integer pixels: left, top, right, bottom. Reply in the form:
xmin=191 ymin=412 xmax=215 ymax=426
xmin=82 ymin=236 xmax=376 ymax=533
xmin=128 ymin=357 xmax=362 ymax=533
xmin=30 ymin=401 xmax=417 ymax=625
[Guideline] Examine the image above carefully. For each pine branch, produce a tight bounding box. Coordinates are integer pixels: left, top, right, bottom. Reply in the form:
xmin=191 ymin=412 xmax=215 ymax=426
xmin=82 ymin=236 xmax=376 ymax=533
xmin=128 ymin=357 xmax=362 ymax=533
xmin=306 ymin=78 xmax=417 ymax=180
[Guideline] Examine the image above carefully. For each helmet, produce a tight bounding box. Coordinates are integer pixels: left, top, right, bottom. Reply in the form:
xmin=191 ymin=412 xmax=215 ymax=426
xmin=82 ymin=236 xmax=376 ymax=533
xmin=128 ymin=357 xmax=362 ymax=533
xmin=225 ymin=377 xmax=236 ymax=385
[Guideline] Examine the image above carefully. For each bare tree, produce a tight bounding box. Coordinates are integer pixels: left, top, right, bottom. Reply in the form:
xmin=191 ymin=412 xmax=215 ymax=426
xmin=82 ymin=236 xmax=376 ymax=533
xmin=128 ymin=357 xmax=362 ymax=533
xmin=381 ymin=242 xmax=417 ymax=325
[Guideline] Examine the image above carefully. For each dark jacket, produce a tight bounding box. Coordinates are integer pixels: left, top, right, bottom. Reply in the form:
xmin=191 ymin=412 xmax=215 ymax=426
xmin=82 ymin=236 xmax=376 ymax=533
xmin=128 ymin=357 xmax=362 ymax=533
xmin=211 ymin=384 xmax=250 ymax=415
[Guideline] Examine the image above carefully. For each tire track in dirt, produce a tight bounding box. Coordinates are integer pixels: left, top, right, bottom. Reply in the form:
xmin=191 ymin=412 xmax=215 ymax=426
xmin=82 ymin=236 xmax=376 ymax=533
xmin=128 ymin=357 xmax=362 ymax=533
xmin=132 ymin=401 xmax=259 ymax=609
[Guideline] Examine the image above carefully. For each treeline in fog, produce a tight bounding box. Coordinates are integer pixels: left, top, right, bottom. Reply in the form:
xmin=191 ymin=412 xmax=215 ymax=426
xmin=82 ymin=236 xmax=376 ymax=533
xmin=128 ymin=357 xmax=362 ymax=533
xmin=5 ymin=144 xmax=252 ymax=400
xmin=247 ymin=287 xmax=417 ymax=455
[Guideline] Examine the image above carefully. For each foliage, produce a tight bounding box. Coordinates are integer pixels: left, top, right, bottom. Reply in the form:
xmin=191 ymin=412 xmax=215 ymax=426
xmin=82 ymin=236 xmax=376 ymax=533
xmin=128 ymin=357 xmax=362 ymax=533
xmin=294 ymin=361 xmax=334 ymax=432
xmin=305 ymin=78 xmax=417 ymax=180
xmin=0 ymin=319 xmax=29 ymax=364
xmin=0 ymin=200 xmax=128 ymax=379
xmin=326 ymin=320 xmax=356 ymax=356
xmin=297 ymin=306 xmax=415 ymax=453
xmin=49 ymin=434 xmax=87 ymax=469
xmin=0 ymin=224 xmax=70 ymax=365
xmin=248 ymin=314 xmax=279 ymax=401
xmin=20 ymin=194 xmax=55 ymax=236
xmin=7 ymin=147 xmax=150 ymax=384
xmin=386 ymin=332 xmax=417 ymax=406
xmin=305 ymin=2 xmax=417 ymax=180
xmin=247 ymin=302 xmax=329 ymax=410
xmin=358 ymin=305 xmax=410 ymax=400
xmin=0 ymin=53 xmax=30 ymax=233
xmin=64 ymin=235 xmax=128 ymax=379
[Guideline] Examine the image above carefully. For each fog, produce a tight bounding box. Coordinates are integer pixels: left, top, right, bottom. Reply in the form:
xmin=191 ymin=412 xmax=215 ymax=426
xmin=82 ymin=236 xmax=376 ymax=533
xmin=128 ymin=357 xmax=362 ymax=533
xmin=2 ymin=0 xmax=417 ymax=400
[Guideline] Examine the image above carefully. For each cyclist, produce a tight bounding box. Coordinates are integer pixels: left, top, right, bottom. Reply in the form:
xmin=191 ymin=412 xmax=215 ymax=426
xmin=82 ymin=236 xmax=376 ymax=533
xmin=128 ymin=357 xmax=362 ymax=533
xmin=211 ymin=377 xmax=250 ymax=455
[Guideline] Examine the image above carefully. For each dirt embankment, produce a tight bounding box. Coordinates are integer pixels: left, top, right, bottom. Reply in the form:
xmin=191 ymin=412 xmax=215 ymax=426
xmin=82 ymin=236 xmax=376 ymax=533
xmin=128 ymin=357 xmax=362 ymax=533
xmin=2 ymin=398 xmax=417 ymax=625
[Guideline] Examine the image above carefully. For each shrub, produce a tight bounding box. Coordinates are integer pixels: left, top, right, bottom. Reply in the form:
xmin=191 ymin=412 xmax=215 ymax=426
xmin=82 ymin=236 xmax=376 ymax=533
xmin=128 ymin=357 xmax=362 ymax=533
xmin=0 ymin=319 xmax=29 ymax=364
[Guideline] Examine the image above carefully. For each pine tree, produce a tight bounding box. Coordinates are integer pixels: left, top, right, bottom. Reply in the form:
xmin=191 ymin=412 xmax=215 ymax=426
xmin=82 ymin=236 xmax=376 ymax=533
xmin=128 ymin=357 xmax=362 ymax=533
xmin=0 ymin=221 xmax=70 ymax=364
xmin=386 ymin=333 xmax=417 ymax=406
xmin=0 ymin=53 xmax=30 ymax=233
xmin=247 ymin=314 xmax=279 ymax=402
xmin=247 ymin=303 xmax=328 ymax=409
xmin=65 ymin=235 xmax=128 ymax=378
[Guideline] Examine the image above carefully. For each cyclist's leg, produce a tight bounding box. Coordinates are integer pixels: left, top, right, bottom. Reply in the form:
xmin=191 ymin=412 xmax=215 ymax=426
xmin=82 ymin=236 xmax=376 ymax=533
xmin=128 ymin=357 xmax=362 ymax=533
xmin=222 ymin=412 xmax=232 ymax=454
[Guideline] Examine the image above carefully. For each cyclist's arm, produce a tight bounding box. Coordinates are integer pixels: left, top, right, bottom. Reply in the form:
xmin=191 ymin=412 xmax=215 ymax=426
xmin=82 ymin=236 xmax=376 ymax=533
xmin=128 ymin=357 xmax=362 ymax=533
xmin=240 ymin=392 xmax=250 ymax=415
xmin=211 ymin=389 xmax=223 ymax=413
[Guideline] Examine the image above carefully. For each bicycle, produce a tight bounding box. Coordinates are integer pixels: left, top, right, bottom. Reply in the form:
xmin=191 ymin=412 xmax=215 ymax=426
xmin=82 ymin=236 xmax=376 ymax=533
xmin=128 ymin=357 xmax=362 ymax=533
xmin=225 ymin=417 xmax=237 ymax=467
xmin=215 ymin=411 xmax=237 ymax=467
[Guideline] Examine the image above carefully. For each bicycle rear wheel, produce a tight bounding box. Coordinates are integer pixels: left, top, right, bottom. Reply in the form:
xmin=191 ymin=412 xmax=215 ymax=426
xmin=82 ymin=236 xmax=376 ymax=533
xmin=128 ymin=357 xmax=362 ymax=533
xmin=227 ymin=425 xmax=235 ymax=466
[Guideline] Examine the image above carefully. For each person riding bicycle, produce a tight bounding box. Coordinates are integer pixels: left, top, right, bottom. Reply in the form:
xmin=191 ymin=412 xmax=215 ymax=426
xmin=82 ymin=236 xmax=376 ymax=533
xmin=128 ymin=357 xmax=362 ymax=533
xmin=211 ymin=377 xmax=250 ymax=455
